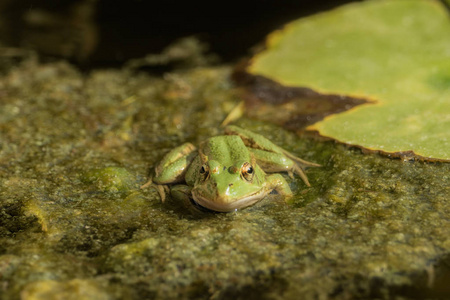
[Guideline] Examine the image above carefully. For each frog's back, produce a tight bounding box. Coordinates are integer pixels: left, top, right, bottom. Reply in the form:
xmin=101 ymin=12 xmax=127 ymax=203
xmin=204 ymin=135 xmax=250 ymax=165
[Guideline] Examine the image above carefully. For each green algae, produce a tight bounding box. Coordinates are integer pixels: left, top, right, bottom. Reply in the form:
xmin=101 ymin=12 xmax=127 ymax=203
xmin=0 ymin=44 xmax=449 ymax=299
xmin=82 ymin=167 xmax=138 ymax=194
xmin=20 ymin=279 xmax=112 ymax=300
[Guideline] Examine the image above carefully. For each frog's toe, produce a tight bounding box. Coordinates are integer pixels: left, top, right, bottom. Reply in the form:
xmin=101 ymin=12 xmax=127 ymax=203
xmin=140 ymin=178 xmax=153 ymax=189
xmin=287 ymin=170 xmax=295 ymax=179
xmin=141 ymin=177 xmax=169 ymax=202
xmin=284 ymin=151 xmax=321 ymax=169
xmin=293 ymin=164 xmax=311 ymax=187
xmin=287 ymin=154 xmax=320 ymax=186
xmin=155 ymin=185 xmax=169 ymax=202
xmin=221 ymin=101 xmax=245 ymax=127
xmin=148 ymin=184 xmax=168 ymax=202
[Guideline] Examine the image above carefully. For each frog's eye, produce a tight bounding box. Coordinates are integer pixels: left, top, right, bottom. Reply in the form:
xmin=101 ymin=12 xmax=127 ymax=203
xmin=199 ymin=165 xmax=209 ymax=178
xmin=241 ymin=162 xmax=254 ymax=181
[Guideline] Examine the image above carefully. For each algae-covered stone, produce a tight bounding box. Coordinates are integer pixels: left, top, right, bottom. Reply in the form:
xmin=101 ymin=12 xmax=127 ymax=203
xmin=0 ymin=39 xmax=449 ymax=299
xmin=20 ymin=279 xmax=111 ymax=300
xmin=82 ymin=167 xmax=137 ymax=193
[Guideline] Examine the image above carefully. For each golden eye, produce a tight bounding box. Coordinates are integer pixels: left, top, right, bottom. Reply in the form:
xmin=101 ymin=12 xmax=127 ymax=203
xmin=199 ymin=164 xmax=209 ymax=180
xmin=241 ymin=162 xmax=254 ymax=181
xmin=200 ymin=165 xmax=206 ymax=174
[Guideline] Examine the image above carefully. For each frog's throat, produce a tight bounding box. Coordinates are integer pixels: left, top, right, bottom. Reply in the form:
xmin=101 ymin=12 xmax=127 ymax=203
xmin=191 ymin=189 xmax=268 ymax=212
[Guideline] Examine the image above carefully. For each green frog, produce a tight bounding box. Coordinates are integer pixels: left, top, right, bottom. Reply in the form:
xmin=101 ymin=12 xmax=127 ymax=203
xmin=149 ymin=126 xmax=320 ymax=212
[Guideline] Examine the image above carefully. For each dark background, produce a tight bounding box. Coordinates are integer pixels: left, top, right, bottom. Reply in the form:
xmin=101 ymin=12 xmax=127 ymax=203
xmin=93 ymin=0 xmax=359 ymax=64
xmin=0 ymin=0 xmax=360 ymax=67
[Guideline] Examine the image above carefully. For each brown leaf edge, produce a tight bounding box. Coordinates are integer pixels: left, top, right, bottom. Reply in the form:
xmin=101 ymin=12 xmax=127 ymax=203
xmin=232 ymin=60 xmax=450 ymax=163
xmin=304 ymin=129 xmax=450 ymax=163
xmin=232 ymin=59 xmax=371 ymax=130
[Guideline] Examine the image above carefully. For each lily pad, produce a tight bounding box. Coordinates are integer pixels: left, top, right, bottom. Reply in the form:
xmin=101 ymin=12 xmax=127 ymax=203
xmin=247 ymin=0 xmax=450 ymax=161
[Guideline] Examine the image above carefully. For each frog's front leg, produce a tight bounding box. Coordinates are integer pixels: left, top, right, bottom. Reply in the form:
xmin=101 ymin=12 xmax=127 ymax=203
xmin=170 ymin=184 xmax=192 ymax=203
xmin=145 ymin=143 xmax=197 ymax=202
xmin=266 ymin=174 xmax=293 ymax=198
xmin=154 ymin=143 xmax=197 ymax=184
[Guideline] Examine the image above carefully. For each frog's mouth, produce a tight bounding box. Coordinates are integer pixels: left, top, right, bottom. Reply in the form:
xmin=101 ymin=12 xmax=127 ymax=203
xmin=191 ymin=189 xmax=267 ymax=213
xmin=189 ymin=198 xmax=221 ymax=213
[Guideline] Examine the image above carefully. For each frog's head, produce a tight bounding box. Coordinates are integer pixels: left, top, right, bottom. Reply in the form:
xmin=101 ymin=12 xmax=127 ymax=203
xmin=191 ymin=159 xmax=267 ymax=212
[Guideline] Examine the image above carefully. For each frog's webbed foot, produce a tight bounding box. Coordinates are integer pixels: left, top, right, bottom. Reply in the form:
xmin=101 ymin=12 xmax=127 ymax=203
xmin=141 ymin=177 xmax=170 ymax=202
xmin=283 ymin=151 xmax=321 ymax=187
xmin=289 ymin=164 xmax=312 ymax=187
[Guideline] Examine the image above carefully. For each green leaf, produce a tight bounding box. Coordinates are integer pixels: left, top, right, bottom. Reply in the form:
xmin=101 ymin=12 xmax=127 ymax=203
xmin=248 ymin=0 xmax=450 ymax=161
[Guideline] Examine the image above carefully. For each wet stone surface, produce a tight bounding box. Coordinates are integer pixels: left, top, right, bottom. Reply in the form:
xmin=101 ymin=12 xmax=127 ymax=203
xmin=0 ymin=54 xmax=449 ymax=299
